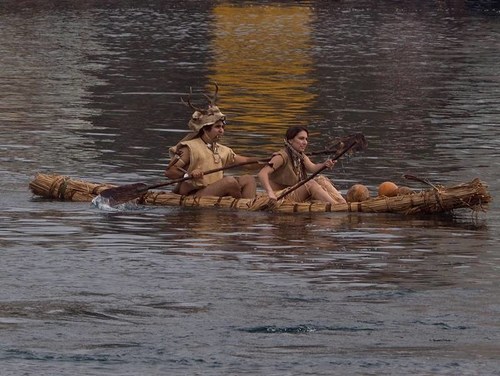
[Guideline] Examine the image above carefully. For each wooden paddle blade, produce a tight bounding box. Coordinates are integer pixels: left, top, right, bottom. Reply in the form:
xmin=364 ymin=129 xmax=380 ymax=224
xmin=313 ymin=133 xmax=367 ymax=159
xmin=308 ymin=133 xmax=366 ymax=157
xmin=307 ymin=139 xmax=344 ymax=157
xmin=99 ymin=182 xmax=150 ymax=204
xmin=352 ymin=132 xmax=368 ymax=151
xmin=330 ymin=133 xmax=367 ymax=160
xmin=343 ymin=133 xmax=367 ymax=153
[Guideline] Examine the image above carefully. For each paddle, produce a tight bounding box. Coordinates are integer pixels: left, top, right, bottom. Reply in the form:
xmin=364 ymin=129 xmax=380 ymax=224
xmin=98 ymin=134 xmax=362 ymax=206
xmin=275 ymin=132 xmax=368 ymax=201
xmin=98 ymin=159 xmax=265 ymax=206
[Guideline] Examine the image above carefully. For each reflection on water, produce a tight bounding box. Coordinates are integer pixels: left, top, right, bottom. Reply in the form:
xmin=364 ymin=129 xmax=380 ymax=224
xmin=209 ymin=4 xmax=316 ymax=152
xmin=2 ymin=202 xmax=491 ymax=293
xmin=0 ymin=11 xmax=105 ymax=181
xmin=1 ymin=1 xmax=500 ymax=375
xmin=96 ymin=207 xmax=490 ymax=291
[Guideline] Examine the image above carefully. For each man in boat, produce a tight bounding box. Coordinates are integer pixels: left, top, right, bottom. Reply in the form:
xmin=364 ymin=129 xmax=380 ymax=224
xmin=165 ymin=85 xmax=258 ymax=198
xmin=258 ymin=126 xmax=346 ymax=205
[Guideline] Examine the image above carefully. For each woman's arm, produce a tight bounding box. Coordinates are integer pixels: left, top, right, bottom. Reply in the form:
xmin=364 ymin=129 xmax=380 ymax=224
xmin=303 ymin=155 xmax=336 ymax=173
xmin=257 ymin=155 xmax=284 ymax=200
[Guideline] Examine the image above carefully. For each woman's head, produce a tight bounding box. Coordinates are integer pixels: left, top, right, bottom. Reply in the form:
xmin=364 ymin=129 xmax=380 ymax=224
xmin=285 ymin=126 xmax=309 ymax=153
xmin=285 ymin=126 xmax=309 ymax=141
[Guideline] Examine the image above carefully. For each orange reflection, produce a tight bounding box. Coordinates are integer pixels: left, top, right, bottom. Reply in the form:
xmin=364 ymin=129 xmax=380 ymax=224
xmin=207 ymin=4 xmax=317 ymax=151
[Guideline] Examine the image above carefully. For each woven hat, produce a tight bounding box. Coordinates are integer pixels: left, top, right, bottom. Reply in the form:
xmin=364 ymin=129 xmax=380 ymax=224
xmin=188 ymin=104 xmax=226 ymax=132
xmin=169 ymin=84 xmax=226 ymax=158
xmin=182 ymin=83 xmax=225 ymax=132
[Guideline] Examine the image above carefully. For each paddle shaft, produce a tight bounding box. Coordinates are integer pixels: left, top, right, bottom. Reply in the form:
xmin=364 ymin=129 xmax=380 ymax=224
xmin=276 ymin=140 xmax=359 ymax=201
xmin=147 ymin=159 xmax=267 ymax=191
xmin=139 ymin=143 xmax=349 ymax=192
xmin=99 ymin=139 xmax=355 ymax=205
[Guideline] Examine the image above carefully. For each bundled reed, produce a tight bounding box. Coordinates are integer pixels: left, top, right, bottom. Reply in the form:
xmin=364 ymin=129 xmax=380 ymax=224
xmin=29 ymin=173 xmax=491 ymax=215
xmin=29 ymin=173 xmax=114 ymax=202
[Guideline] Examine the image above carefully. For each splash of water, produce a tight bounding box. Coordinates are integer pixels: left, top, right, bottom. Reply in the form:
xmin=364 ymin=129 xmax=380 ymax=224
xmin=91 ymin=195 xmax=142 ymax=211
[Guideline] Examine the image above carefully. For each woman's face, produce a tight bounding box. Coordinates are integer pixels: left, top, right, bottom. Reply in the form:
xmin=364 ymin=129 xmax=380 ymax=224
xmin=288 ymin=130 xmax=308 ymax=152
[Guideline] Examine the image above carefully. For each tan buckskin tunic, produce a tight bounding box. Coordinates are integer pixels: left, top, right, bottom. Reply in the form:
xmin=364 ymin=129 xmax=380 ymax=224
xmin=269 ymin=148 xmax=305 ymax=188
xmin=179 ymin=138 xmax=236 ymax=188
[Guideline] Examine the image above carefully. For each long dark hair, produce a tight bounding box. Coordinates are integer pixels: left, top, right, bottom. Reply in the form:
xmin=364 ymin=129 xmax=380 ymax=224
xmin=284 ymin=126 xmax=308 ymax=180
xmin=285 ymin=126 xmax=308 ymax=141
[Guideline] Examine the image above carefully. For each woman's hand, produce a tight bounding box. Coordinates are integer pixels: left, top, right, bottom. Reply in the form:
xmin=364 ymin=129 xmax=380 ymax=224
xmin=267 ymin=190 xmax=278 ymax=200
xmin=323 ymin=159 xmax=336 ymax=169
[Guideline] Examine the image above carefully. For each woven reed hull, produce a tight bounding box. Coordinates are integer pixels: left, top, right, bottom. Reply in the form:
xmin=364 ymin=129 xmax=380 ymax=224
xmin=29 ymin=173 xmax=492 ymax=215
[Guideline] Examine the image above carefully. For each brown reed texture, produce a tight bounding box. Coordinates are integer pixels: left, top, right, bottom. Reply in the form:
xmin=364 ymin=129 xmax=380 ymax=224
xmin=29 ymin=173 xmax=491 ymax=215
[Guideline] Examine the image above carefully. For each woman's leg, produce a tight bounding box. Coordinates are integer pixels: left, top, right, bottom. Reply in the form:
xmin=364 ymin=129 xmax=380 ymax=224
xmin=305 ymin=180 xmax=338 ymax=204
xmin=314 ymin=175 xmax=346 ymax=204
xmin=282 ymin=185 xmax=311 ymax=202
xmin=280 ymin=181 xmax=334 ymax=204
xmin=279 ymin=178 xmax=345 ymax=205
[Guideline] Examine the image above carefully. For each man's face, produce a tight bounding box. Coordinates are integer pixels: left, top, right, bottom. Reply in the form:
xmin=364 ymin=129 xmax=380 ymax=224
xmin=205 ymin=120 xmax=226 ymax=142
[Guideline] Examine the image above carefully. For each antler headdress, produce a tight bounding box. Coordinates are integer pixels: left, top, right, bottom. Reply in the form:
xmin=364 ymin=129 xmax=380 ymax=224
xmin=181 ymin=83 xmax=226 ymax=132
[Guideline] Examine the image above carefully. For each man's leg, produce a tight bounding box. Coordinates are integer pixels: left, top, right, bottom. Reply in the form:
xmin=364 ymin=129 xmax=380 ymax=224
xmin=236 ymin=175 xmax=256 ymax=199
xmin=195 ymin=177 xmax=242 ymax=198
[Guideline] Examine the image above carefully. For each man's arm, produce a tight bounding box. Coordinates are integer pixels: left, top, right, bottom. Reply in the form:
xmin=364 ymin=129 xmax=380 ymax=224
xmin=165 ymin=146 xmax=190 ymax=179
xmin=233 ymin=154 xmax=262 ymax=167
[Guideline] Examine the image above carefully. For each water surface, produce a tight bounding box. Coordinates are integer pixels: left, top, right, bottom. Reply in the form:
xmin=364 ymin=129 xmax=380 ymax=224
xmin=1 ymin=1 xmax=499 ymax=375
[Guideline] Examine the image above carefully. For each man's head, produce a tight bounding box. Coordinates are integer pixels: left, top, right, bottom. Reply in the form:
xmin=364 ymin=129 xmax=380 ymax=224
xmin=182 ymin=83 xmax=226 ymax=135
xmin=188 ymin=104 xmax=226 ymax=133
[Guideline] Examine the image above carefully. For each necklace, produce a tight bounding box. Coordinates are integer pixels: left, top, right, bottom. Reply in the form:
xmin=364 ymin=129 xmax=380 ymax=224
xmin=285 ymin=140 xmax=306 ymax=180
xmin=202 ymin=137 xmax=221 ymax=164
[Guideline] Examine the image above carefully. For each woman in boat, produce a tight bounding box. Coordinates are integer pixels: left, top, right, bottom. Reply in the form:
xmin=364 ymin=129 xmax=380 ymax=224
xmin=165 ymin=85 xmax=258 ymax=198
xmin=258 ymin=126 xmax=346 ymax=205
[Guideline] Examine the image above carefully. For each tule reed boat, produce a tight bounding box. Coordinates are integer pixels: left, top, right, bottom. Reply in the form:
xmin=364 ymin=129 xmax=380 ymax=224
xmin=29 ymin=173 xmax=491 ymax=216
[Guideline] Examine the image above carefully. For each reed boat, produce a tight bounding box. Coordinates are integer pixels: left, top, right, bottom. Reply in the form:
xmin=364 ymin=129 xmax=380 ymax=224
xmin=29 ymin=173 xmax=491 ymax=216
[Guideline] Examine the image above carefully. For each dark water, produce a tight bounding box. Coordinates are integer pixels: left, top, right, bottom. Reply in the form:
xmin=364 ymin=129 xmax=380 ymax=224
xmin=1 ymin=1 xmax=500 ymax=375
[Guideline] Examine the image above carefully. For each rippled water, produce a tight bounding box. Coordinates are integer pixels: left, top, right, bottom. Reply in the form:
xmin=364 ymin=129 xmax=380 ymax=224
xmin=1 ymin=1 xmax=500 ymax=375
